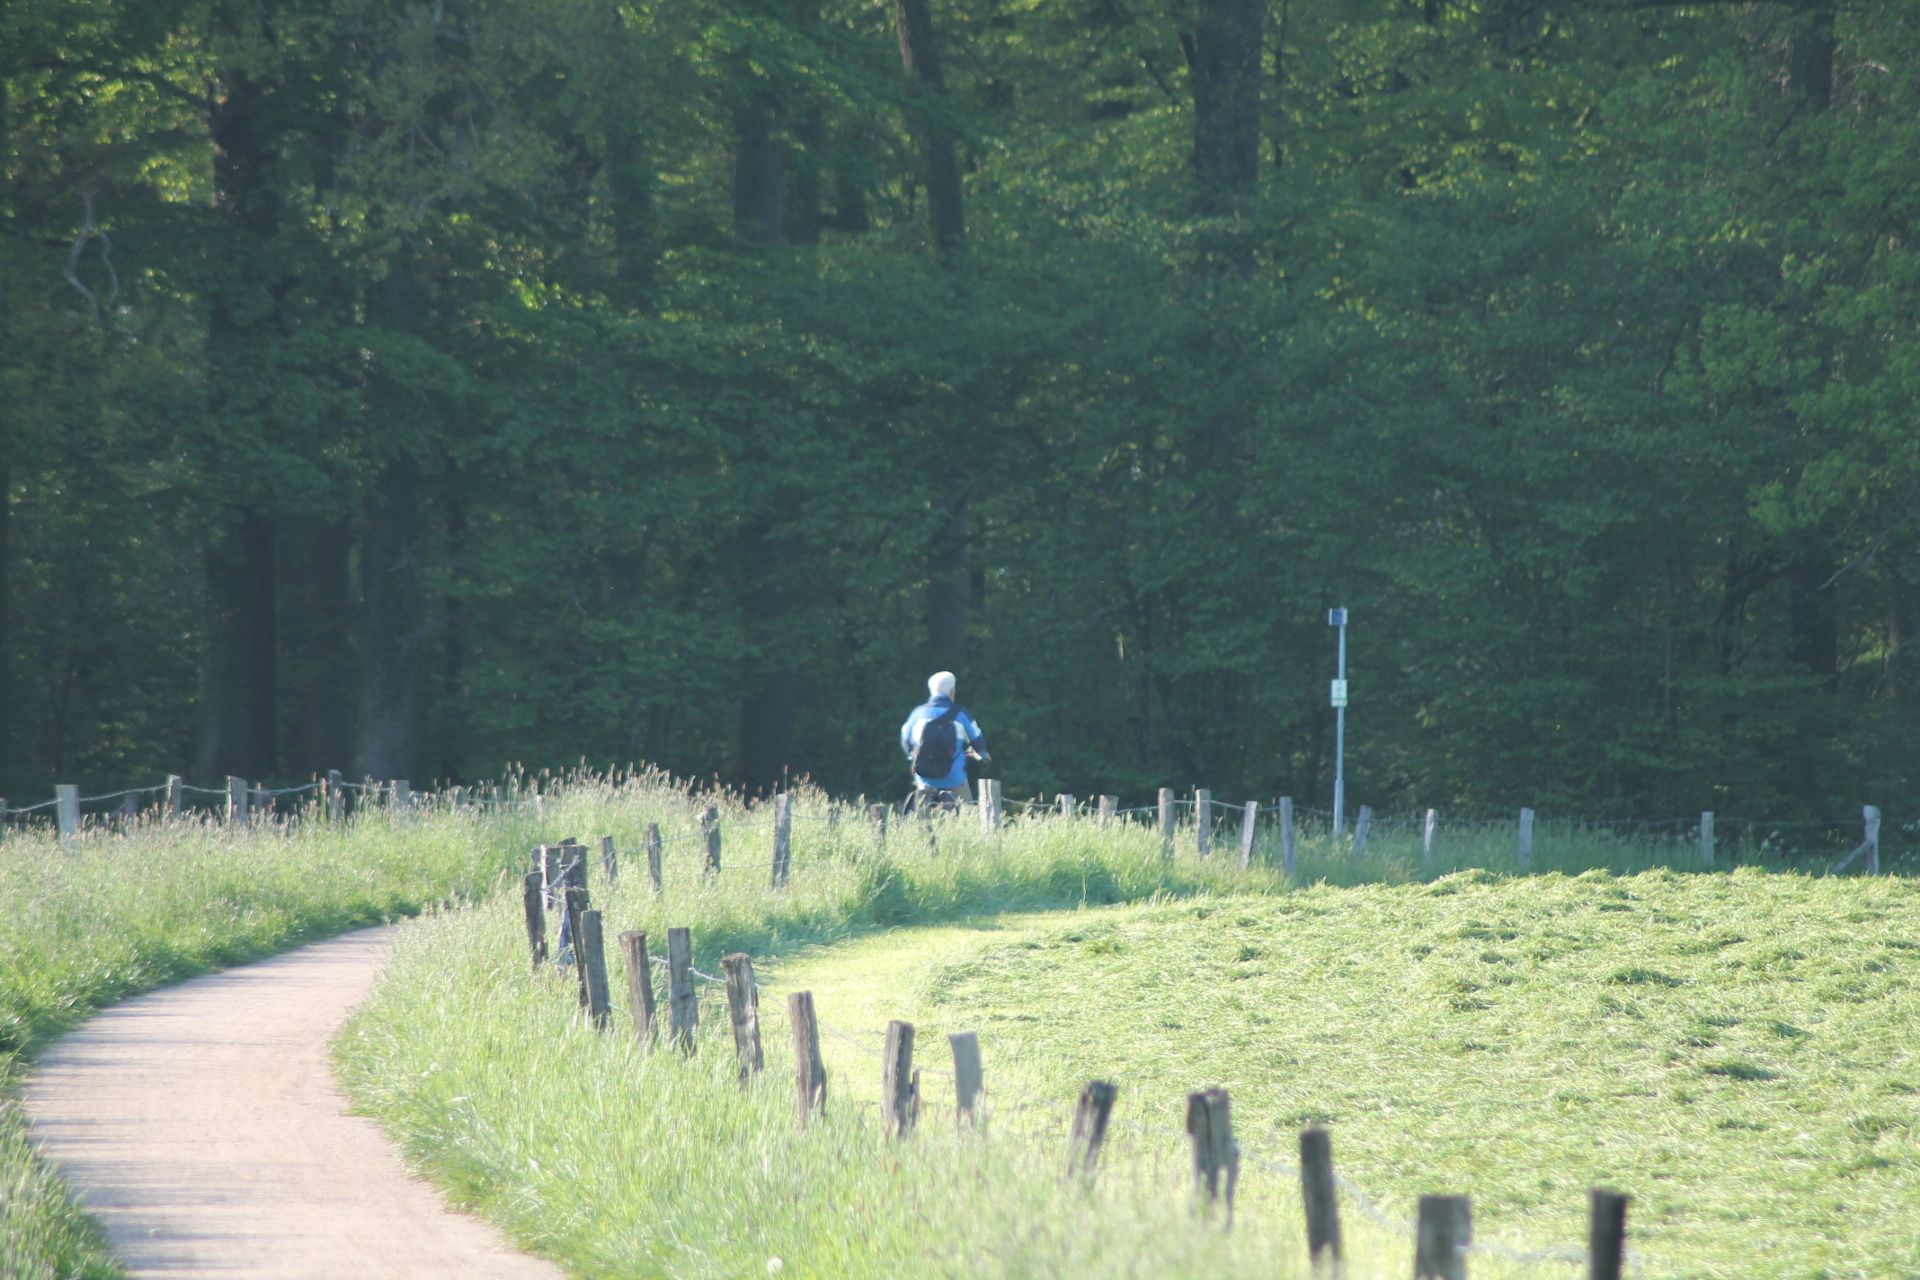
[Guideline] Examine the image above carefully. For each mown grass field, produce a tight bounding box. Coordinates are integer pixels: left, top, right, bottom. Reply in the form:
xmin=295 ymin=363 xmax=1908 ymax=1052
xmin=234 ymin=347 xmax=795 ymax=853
xmin=336 ymin=800 xmax=1920 ymax=1280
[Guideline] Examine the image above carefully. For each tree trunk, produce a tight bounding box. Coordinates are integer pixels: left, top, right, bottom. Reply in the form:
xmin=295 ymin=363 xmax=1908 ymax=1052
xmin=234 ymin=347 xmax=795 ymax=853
xmin=1786 ymin=1 xmax=1834 ymax=112
xmin=786 ymin=104 xmax=825 ymax=245
xmin=737 ymin=520 xmax=800 ymax=795
xmin=0 ymin=462 xmax=10 ymax=774
xmin=733 ymin=90 xmax=786 ymax=244
xmin=359 ymin=457 xmax=423 ymax=780
xmin=929 ymin=499 xmax=968 ymax=669
xmin=1788 ymin=557 xmax=1838 ymax=689
xmin=1181 ymin=0 xmax=1262 ymax=209
xmin=276 ymin=515 xmax=354 ymax=776
xmin=893 ymin=0 xmax=965 ymax=254
xmin=358 ymin=266 xmax=426 ymax=781
xmin=196 ymin=511 xmax=277 ymax=780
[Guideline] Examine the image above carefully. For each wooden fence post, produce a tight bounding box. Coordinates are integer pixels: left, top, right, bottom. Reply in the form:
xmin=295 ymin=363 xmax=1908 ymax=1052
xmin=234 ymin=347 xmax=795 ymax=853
xmin=392 ymin=779 xmax=411 ymax=810
xmin=1097 ymin=795 xmax=1117 ymax=829
xmin=1518 ymin=808 xmax=1535 ymax=873
xmin=1414 ymin=1195 xmax=1471 ymax=1280
xmin=1280 ymin=797 xmax=1296 ymax=876
xmin=722 ymin=954 xmax=764 ymax=1079
xmin=1699 ymin=811 xmax=1714 ymax=870
xmin=1865 ymin=804 xmax=1882 ymax=875
xmin=646 ymin=822 xmax=663 ymax=892
xmin=580 ymin=910 xmax=612 ymax=1029
xmin=601 ymin=835 xmax=618 ymax=884
xmin=1299 ymin=1127 xmax=1342 ymax=1272
xmin=1186 ymin=1088 xmax=1238 ymax=1224
xmin=566 ymin=887 xmax=591 ymax=1006
xmin=772 ymin=793 xmax=792 ymax=887
xmin=167 ymin=774 xmax=184 ymax=817
xmin=55 ymin=785 xmax=79 ymax=841
xmin=1069 ymin=1081 xmax=1117 ymax=1182
xmin=1353 ymin=805 xmax=1373 ymax=861
xmin=1588 ymin=1189 xmax=1629 ymax=1280
xmin=868 ymin=803 xmax=888 ymax=848
xmin=949 ymin=1031 xmax=982 ymax=1123
xmin=1058 ymin=793 xmax=1075 ymax=819
xmin=326 ymin=770 xmax=345 ymax=822
xmin=789 ymin=991 xmax=827 ymax=1123
xmin=226 ymin=776 xmax=247 ymax=824
xmin=522 ymin=873 xmax=547 ymax=968
xmin=1423 ymin=808 xmax=1437 ymax=876
xmin=1238 ymin=801 xmax=1258 ymax=870
xmin=562 ymin=836 xmax=587 ymax=891
xmin=979 ymin=780 xmax=1002 ymax=832
xmin=1195 ymin=789 xmax=1212 ymax=857
xmin=702 ymin=804 xmax=721 ymax=874
xmin=619 ymin=930 xmax=655 ymax=1041
xmin=883 ymin=1020 xmax=918 ymax=1138
xmin=667 ymin=927 xmax=697 ymax=1054
xmin=1159 ymin=788 xmax=1175 ymax=858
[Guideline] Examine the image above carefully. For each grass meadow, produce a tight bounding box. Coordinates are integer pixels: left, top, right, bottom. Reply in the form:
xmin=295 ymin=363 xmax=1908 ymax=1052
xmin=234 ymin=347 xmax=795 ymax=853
xmin=0 ymin=772 xmax=1903 ymax=1278
xmin=336 ymin=789 xmax=1918 ymax=1280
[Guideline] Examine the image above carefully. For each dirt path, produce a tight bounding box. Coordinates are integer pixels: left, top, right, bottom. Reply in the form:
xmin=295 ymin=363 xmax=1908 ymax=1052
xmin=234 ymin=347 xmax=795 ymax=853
xmin=22 ymin=925 xmax=563 ymax=1280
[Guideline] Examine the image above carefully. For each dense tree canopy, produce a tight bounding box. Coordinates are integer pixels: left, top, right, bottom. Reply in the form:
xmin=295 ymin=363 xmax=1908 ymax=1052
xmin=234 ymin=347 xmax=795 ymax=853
xmin=2 ymin=0 xmax=1914 ymax=818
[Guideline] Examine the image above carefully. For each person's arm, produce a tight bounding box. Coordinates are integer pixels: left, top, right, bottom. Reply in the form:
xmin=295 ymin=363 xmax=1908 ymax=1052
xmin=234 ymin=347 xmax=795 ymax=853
xmin=961 ymin=712 xmax=990 ymax=762
xmin=900 ymin=712 xmax=921 ymax=758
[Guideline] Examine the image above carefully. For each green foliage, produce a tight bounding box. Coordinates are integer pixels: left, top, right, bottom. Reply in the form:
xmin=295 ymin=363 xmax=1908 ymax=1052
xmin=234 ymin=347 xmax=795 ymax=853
xmin=5 ymin=0 xmax=1920 ymax=822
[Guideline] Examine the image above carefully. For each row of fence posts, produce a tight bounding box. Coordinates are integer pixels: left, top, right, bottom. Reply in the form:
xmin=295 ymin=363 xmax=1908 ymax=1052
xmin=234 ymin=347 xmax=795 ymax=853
xmin=976 ymin=784 xmax=1887 ymax=876
xmin=17 ymin=770 xmax=1888 ymax=878
xmin=514 ymin=837 xmax=1632 ymax=1280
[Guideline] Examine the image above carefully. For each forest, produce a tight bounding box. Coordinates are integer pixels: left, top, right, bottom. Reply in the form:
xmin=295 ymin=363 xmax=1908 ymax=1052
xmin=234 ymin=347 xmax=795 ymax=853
xmin=1 ymin=0 xmax=1914 ymax=817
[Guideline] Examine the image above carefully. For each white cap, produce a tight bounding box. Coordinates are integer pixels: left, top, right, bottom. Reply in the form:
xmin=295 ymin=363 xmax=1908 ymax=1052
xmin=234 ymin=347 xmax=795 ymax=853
xmin=928 ymin=671 xmax=956 ymax=697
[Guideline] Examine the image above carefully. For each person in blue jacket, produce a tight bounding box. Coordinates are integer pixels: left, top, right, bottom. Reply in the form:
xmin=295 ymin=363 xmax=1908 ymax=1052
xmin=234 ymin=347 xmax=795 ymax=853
xmin=899 ymin=671 xmax=989 ymax=812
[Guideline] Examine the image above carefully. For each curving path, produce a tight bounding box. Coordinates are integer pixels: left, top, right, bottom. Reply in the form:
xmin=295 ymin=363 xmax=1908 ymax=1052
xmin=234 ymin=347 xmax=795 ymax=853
xmin=22 ymin=925 xmax=562 ymax=1280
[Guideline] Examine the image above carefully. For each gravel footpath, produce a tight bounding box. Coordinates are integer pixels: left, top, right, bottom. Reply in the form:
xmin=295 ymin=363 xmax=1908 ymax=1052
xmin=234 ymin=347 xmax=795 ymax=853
xmin=22 ymin=925 xmax=562 ymax=1279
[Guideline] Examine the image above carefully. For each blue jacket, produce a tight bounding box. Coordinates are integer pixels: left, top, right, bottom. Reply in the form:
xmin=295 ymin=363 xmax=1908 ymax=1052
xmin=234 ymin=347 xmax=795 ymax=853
xmin=900 ymin=695 xmax=986 ymax=789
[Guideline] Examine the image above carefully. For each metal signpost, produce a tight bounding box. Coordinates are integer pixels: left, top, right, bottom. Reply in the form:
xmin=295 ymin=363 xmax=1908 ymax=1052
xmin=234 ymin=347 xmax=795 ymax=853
xmin=1329 ymin=608 xmax=1348 ymax=836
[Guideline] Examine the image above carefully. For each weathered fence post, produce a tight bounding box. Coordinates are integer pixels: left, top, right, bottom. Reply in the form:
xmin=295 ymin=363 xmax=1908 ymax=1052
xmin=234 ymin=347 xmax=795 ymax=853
xmin=566 ymin=886 xmax=591 ymax=1005
xmin=949 ymin=1031 xmax=982 ymax=1123
xmin=979 ymin=779 xmax=1002 ymax=832
xmin=667 ymin=927 xmax=697 ymax=1054
xmin=1195 ymin=789 xmax=1212 ymax=857
xmin=392 ymin=779 xmax=411 ymax=810
xmin=580 ymin=910 xmax=612 ymax=1029
xmin=790 ymin=991 xmax=827 ymax=1123
xmin=868 ymin=803 xmax=888 ymax=847
xmin=701 ymin=804 xmax=721 ymax=874
xmin=772 ymin=793 xmax=792 ymax=887
xmin=1699 ymin=811 xmax=1714 ymax=870
xmin=1186 ymin=1088 xmax=1238 ymax=1224
xmin=1300 ymin=1126 xmax=1342 ymax=1272
xmin=1069 ymin=1081 xmax=1117 ymax=1182
xmin=883 ymin=1020 xmax=918 ymax=1138
xmin=1280 ymin=797 xmax=1296 ymax=876
xmin=55 ymin=785 xmax=79 ymax=841
xmin=646 ymin=822 xmax=663 ymax=892
xmin=619 ymin=930 xmax=655 ymax=1040
xmin=226 ymin=776 xmax=247 ymax=824
xmin=601 ymin=834 xmax=618 ymax=885
xmin=1159 ymin=788 xmax=1175 ymax=858
xmin=1414 ymin=1195 xmax=1472 ymax=1280
xmin=326 ymin=770 xmax=345 ymax=822
xmin=1057 ymin=793 xmax=1075 ymax=819
xmin=1518 ymin=808 xmax=1535 ymax=873
xmin=167 ymin=774 xmax=185 ymax=817
xmin=721 ymin=953 xmax=764 ymax=1079
xmin=1097 ymin=795 xmax=1117 ymax=829
xmin=1865 ymin=804 xmax=1882 ymax=875
xmin=1353 ymin=805 xmax=1373 ymax=861
xmin=522 ymin=873 xmax=547 ymax=968
xmin=1588 ymin=1189 xmax=1629 ymax=1280
xmin=1238 ymin=801 xmax=1258 ymax=870
xmin=1423 ymin=808 xmax=1437 ymax=877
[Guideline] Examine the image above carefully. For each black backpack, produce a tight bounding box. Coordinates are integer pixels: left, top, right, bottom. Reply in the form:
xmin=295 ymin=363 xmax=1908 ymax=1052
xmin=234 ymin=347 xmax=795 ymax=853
xmin=912 ymin=707 xmax=961 ymax=778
